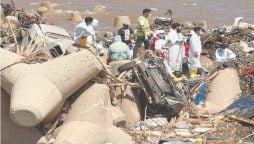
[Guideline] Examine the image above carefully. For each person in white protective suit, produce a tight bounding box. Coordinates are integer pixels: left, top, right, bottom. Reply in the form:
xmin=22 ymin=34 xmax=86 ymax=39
xmin=189 ymin=27 xmax=203 ymax=78
xmin=215 ymin=43 xmax=236 ymax=69
xmin=166 ymin=23 xmax=185 ymax=73
xmin=73 ymin=17 xmax=99 ymax=48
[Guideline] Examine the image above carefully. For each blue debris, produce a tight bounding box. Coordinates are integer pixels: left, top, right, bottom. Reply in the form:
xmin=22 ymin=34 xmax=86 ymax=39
xmin=194 ymin=82 xmax=208 ymax=105
xmin=220 ymin=95 xmax=254 ymax=119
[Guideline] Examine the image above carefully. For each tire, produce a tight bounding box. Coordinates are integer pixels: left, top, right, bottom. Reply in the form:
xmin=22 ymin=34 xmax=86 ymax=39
xmin=117 ymin=61 xmax=137 ymax=73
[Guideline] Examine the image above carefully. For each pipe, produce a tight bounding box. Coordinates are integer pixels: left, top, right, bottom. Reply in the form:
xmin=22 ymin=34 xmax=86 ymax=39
xmin=1 ymin=49 xmax=103 ymax=127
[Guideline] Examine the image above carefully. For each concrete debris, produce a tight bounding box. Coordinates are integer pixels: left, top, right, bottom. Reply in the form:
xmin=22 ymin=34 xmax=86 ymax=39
xmin=206 ymin=68 xmax=241 ymax=113
xmin=193 ymin=127 xmax=210 ymax=133
xmin=136 ymin=117 xmax=168 ymax=130
xmin=174 ymin=129 xmax=192 ymax=137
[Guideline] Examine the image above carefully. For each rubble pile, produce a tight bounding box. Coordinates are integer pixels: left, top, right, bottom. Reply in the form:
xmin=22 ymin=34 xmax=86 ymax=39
xmin=201 ymin=24 xmax=254 ymax=94
xmin=1 ymin=2 xmax=254 ymax=144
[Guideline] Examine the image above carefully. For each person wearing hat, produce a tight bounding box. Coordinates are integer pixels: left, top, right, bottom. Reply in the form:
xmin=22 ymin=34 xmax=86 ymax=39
xmin=108 ymin=35 xmax=130 ymax=62
xmin=118 ymin=23 xmax=134 ymax=46
xmin=215 ymin=43 xmax=236 ymax=69
xmin=73 ymin=17 xmax=99 ymax=48
xmin=133 ymin=8 xmax=153 ymax=58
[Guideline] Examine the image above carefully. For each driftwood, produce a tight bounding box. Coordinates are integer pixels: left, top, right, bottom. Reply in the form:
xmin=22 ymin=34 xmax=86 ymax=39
xmin=7 ymin=19 xmax=19 ymax=53
xmin=227 ymin=115 xmax=254 ymax=125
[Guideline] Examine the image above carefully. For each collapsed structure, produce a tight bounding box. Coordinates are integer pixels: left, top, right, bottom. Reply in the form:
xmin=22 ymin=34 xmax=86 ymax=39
xmin=1 ymin=1 xmax=254 ymax=144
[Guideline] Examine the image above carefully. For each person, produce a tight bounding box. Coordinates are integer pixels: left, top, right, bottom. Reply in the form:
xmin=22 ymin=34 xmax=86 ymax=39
xmin=73 ymin=17 xmax=99 ymax=48
xmin=108 ymin=35 xmax=130 ymax=61
xmin=182 ymin=38 xmax=190 ymax=75
xmin=150 ymin=30 xmax=167 ymax=59
xmin=118 ymin=23 xmax=134 ymax=46
xmin=215 ymin=43 xmax=236 ymax=69
xmin=133 ymin=8 xmax=153 ymax=58
xmin=189 ymin=27 xmax=203 ymax=78
xmin=166 ymin=23 xmax=185 ymax=73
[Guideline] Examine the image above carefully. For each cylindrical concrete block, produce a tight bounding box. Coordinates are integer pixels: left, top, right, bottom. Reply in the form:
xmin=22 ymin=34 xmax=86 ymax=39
xmin=41 ymin=1 xmax=53 ymax=11
xmin=1 ymin=49 xmax=103 ymax=126
xmin=70 ymin=11 xmax=83 ymax=22
xmin=94 ymin=5 xmax=106 ymax=13
xmin=1 ymin=89 xmax=42 ymax=144
xmin=10 ymin=75 xmax=62 ymax=127
xmin=37 ymin=7 xmax=48 ymax=16
xmin=114 ymin=16 xmax=131 ymax=29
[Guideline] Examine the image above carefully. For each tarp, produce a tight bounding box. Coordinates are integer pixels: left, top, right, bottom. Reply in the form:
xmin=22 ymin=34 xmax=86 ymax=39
xmin=220 ymin=95 xmax=254 ymax=119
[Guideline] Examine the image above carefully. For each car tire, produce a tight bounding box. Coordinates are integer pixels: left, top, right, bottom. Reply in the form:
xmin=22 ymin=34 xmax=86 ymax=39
xmin=117 ymin=61 xmax=137 ymax=73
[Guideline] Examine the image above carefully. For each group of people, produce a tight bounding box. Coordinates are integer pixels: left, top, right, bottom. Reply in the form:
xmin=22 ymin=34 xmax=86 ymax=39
xmin=73 ymin=8 xmax=236 ymax=81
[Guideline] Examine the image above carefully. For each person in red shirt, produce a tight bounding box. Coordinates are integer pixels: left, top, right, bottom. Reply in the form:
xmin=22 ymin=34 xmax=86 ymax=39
xmin=150 ymin=30 xmax=167 ymax=59
xmin=182 ymin=38 xmax=190 ymax=75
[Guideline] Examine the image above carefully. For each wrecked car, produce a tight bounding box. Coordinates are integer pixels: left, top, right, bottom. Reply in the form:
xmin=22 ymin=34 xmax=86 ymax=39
xmin=21 ymin=23 xmax=74 ymax=57
xmin=118 ymin=56 xmax=187 ymax=118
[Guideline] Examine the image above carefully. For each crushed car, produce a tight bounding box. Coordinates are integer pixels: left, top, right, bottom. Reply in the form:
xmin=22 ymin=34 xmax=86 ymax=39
xmin=118 ymin=55 xmax=187 ymax=118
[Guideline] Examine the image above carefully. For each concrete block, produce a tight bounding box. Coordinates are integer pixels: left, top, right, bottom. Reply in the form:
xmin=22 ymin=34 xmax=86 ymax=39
xmin=1 ymin=49 xmax=103 ymax=126
xmin=117 ymin=86 xmax=141 ymax=127
xmin=1 ymin=89 xmax=42 ymax=144
xmin=54 ymin=83 xmax=133 ymax=144
xmin=206 ymin=68 xmax=241 ymax=113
